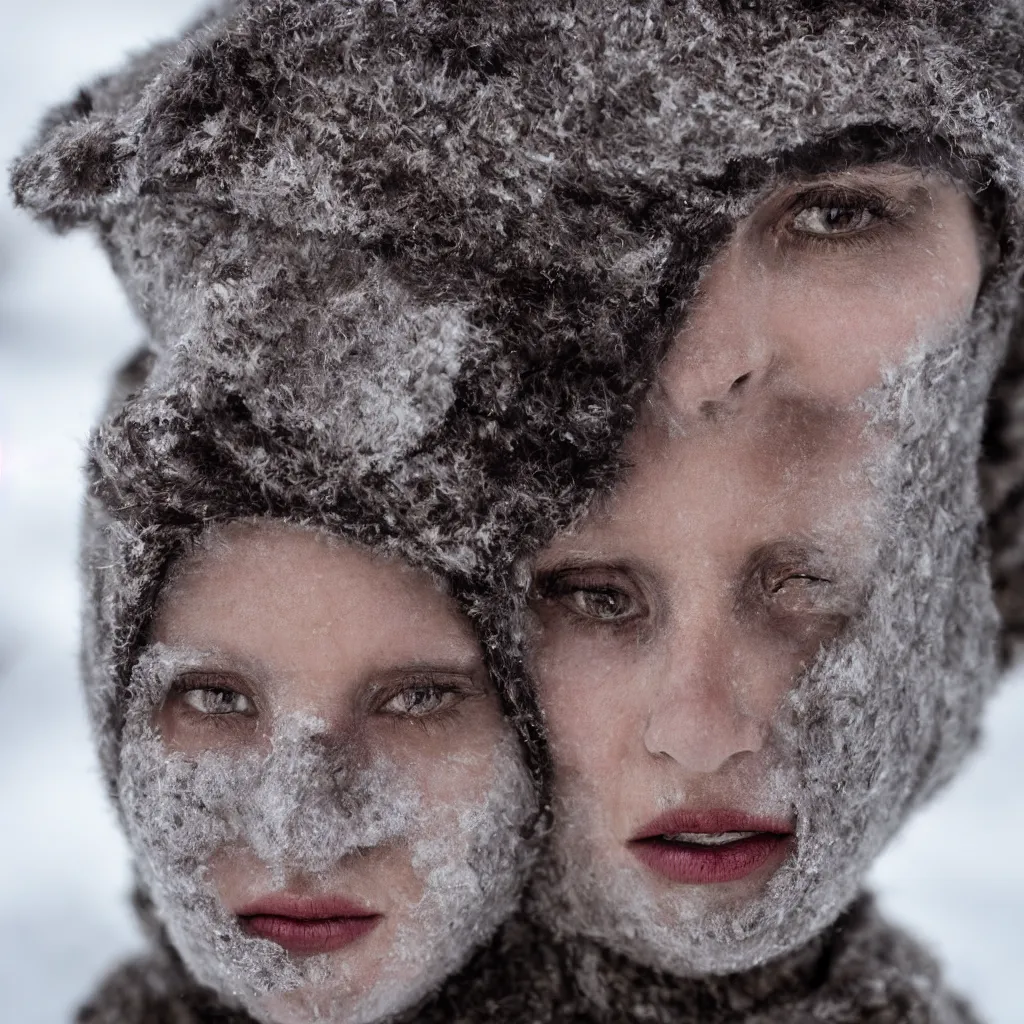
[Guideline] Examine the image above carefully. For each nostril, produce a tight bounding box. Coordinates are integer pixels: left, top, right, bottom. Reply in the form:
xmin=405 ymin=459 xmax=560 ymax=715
xmin=730 ymin=372 xmax=752 ymax=391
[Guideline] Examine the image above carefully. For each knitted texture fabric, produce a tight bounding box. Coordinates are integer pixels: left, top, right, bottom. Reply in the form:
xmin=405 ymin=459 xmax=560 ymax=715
xmin=12 ymin=0 xmax=1024 ymax=776
xmin=77 ymin=896 xmax=979 ymax=1024
xmin=526 ymin=303 xmax=1013 ymax=979
xmin=10 ymin=0 xmax=1024 ymax=1021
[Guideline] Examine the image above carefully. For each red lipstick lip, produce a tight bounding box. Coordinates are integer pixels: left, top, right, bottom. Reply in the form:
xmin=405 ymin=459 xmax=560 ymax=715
xmin=237 ymin=896 xmax=382 ymax=956
xmin=628 ymin=808 xmax=795 ymax=886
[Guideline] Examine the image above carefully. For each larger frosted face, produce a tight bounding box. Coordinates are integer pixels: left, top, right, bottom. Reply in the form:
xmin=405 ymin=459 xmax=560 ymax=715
xmin=118 ymin=522 xmax=535 ymax=1024
xmin=526 ymin=165 xmax=1003 ymax=973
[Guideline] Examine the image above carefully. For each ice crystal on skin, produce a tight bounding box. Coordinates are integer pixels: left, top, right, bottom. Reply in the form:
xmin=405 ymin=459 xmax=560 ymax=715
xmin=349 ymin=736 xmax=537 ymax=1024
xmin=13 ymin=0 xmax=1024 ymax=1017
xmin=529 ymin=296 xmax=1010 ymax=977
xmin=119 ymin=647 xmax=536 ymax=1024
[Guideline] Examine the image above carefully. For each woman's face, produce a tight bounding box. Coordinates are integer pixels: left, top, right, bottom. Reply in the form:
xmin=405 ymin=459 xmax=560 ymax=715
xmin=123 ymin=522 xmax=534 ymax=1024
xmin=528 ymin=166 xmax=987 ymax=965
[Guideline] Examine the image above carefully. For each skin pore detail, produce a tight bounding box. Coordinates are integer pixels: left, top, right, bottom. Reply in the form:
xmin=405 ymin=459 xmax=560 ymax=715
xmin=19 ymin=0 xmax=1024 ymax=1015
xmin=119 ymin=522 xmax=536 ymax=1024
xmin=150 ymin=523 xmax=493 ymax=757
xmin=524 ymin=164 xmax=997 ymax=974
xmin=669 ymin=163 xmax=987 ymax=412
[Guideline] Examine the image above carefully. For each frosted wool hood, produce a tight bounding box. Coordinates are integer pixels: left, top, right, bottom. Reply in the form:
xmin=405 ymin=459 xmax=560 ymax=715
xmin=11 ymin=0 xmax=1024 ymax=655
xmin=10 ymin=0 xmax=1024 ymax=1008
xmin=529 ymin=308 xmax=1012 ymax=980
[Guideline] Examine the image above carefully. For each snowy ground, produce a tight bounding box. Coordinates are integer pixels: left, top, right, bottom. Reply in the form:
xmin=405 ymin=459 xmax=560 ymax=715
xmin=0 ymin=3 xmax=1021 ymax=1022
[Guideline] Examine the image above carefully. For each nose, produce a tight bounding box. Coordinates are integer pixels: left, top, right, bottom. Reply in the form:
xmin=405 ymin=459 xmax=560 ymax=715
xmin=641 ymin=619 xmax=767 ymax=775
xmin=657 ymin=252 xmax=774 ymax=418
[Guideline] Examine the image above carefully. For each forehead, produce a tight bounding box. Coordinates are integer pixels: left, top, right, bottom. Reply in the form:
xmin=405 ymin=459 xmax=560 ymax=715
xmin=152 ymin=522 xmax=480 ymax=678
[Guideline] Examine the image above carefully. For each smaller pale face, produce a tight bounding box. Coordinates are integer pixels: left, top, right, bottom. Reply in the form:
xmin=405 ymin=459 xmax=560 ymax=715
xmin=528 ymin=166 xmax=987 ymax=942
xmin=142 ymin=522 xmax=522 ymax=1023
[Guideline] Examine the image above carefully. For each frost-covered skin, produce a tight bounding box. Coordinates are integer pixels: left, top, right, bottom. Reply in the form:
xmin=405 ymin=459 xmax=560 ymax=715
xmin=119 ymin=522 xmax=535 ymax=1024
xmin=13 ymin=1 xmax=1024 ymax=1019
xmin=527 ymin=166 xmax=1005 ymax=974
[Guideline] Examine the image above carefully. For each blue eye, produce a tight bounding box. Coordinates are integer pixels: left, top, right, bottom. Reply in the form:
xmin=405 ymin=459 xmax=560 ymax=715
xmin=181 ymin=687 xmax=254 ymax=716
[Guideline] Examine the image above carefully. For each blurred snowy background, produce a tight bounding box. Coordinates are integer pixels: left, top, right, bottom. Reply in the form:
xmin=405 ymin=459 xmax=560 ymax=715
xmin=0 ymin=2 xmax=1021 ymax=1022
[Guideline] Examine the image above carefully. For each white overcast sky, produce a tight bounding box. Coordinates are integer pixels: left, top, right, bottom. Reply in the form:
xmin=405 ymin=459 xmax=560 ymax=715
xmin=0 ymin=3 xmax=1021 ymax=1022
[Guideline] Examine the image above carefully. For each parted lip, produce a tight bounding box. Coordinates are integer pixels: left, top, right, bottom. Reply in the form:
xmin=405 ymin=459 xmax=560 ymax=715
xmin=630 ymin=808 xmax=794 ymax=842
xmin=628 ymin=808 xmax=795 ymax=885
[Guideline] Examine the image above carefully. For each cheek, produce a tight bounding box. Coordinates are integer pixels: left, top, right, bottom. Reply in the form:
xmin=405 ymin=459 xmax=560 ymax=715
xmin=531 ymin=624 xmax=644 ymax=777
xmin=155 ymin=707 xmax=267 ymax=755
xmin=757 ymin=248 xmax=980 ymax=404
xmin=726 ymin=640 xmax=807 ymax=721
xmin=204 ymin=844 xmax=271 ymax=908
xmin=401 ymin=708 xmax=514 ymax=810
xmin=414 ymin=749 xmax=499 ymax=811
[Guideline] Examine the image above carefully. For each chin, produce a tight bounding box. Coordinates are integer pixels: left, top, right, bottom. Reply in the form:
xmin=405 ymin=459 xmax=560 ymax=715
xmin=244 ymin=965 xmax=415 ymax=1024
xmin=253 ymin=989 xmax=347 ymax=1024
xmin=253 ymin=989 xmax=372 ymax=1024
xmin=532 ymin=814 xmax=831 ymax=978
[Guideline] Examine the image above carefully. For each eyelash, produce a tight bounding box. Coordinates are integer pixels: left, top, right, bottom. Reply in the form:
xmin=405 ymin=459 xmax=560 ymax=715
xmin=780 ymin=186 xmax=909 ymax=250
xmin=168 ymin=675 xmax=258 ymax=729
xmin=375 ymin=678 xmax=477 ymax=731
xmin=767 ymin=571 xmax=831 ymax=594
xmin=536 ymin=572 xmax=648 ymax=631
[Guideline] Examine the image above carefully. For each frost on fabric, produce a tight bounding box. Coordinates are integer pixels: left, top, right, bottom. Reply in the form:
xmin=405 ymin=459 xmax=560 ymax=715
xmin=11 ymin=1 xmax=1024 ymax=1018
xmin=142 ymin=259 xmax=491 ymax=475
xmin=530 ymin=293 xmax=1011 ymax=977
xmin=118 ymin=645 xmax=536 ymax=1024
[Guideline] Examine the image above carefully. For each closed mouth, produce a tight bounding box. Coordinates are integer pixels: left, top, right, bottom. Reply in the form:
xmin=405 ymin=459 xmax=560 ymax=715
xmin=237 ymin=895 xmax=382 ymax=955
xmin=240 ymin=913 xmax=381 ymax=955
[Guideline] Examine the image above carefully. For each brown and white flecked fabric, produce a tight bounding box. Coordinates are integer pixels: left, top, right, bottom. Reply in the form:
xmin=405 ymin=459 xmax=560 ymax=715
xmin=10 ymin=1 xmax=1024 ymax=1021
